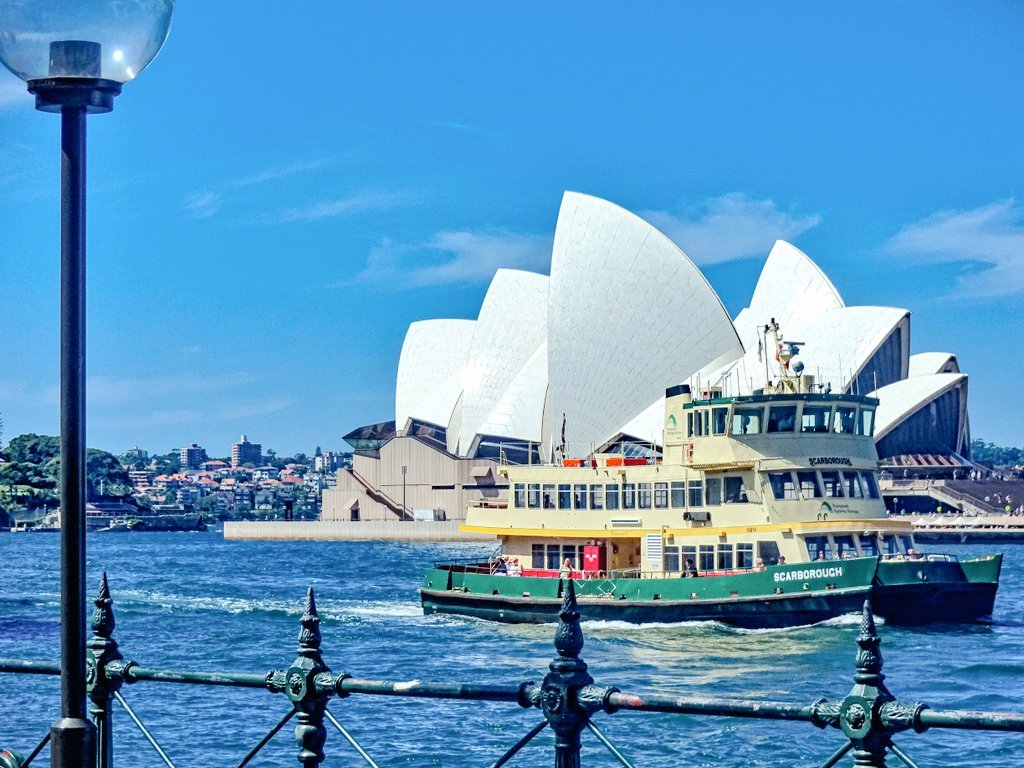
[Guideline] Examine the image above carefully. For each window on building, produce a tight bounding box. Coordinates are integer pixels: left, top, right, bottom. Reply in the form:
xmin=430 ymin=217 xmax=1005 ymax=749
xmin=514 ymin=483 xmax=526 ymax=508
xmin=899 ymin=535 xmax=914 ymax=554
xmin=681 ymin=546 xmax=697 ymax=572
xmin=528 ymin=484 xmax=540 ymax=509
xmin=859 ymin=408 xmax=876 ymax=437
xmin=712 ymin=407 xmax=728 ymax=435
xmin=797 ymin=471 xmax=822 ymax=499
xmin=731 ymin=407 xmax=763 ymax=435
xmin=805 ymin=536 xmax=832 ymax=560
xmin=724 ymin=476 xmax=745 ymax=503
xmin=757 ymin=540 xmax=781 ymax=565
xmin=699 ymin=544 xmax=715 ymax=573
xmin=688 ymin=480 xmax=703 ymax=507
xmin=562 ymin=544 xmax=579 ymax=569
xmin=546 ymin=544 xmax=562 ymax=570
xmin=670 ymin=481 xmax=686 ymax=508
xmin=663 ymin=545 xmax=680 ymax=573
xmin=834 ymin=535 xmax=856 ymax=558
xmin=736 ymin=542 xmax=754 ymax=569
xmin=821 ymin=471 xmax=843 ymax=498
xmin=706 ymin=477 xmax=722 ymax=505
xmin=532 ymin=544 xmax=545 ymax=569
xmin=861 ymin=472 xmax=880 ymax=499
xmin=606 ymin=484 xmax=620 ymax=510
xmin=843 ymin=471 xmax=864 ymax=499
xmin=573 ymin=484 xmax=588 ymax=509
xmin=622 ymin=483 xmax=636 ymax=509
xmin=589 ymin=484 xmax=604 ymax=510
xmin=801 ymin=406 xmax=831 ymax=433
xmin=654 ymin=482 xmax=669 ymax=509
xmin=542 ymin=484 xmax=556 ymax=509
xmin=768 ymin=472 xmax=798 ymax=500
xmin=859 ymin=535 xmax=879 ymax=557
xmin=834 ymin=407 xmax=857 ymax=434
xmin=767 ymin=405 xmax=797 ymax=433
xmin=881 ymin=534 xmax=899 ymax=556
xmin=717 ymin=543 xmax=734 ymax=571
xmin=557 ymin=484 xmax=572 ymax=509
xmin=638 ymin=483 xmax=652 ymax=509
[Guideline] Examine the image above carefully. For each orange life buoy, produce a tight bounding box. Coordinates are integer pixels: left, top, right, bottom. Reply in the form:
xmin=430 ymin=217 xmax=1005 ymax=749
xmin=686 ymin=442 xmax=694 ymax=463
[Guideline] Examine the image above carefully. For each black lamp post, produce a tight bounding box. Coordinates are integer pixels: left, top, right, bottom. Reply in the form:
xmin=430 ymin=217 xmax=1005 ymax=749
xmin=0 ymin=4 xmax=173 ymax=767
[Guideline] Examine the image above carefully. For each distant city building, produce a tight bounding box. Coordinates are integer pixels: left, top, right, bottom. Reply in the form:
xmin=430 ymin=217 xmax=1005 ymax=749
xmin=314 ymin=451 xmax=349 ymax=473
xmin=231 ymin=434 xmax=262 ymax=468
xmin=123 ymin=446 xmax=149 ymax=463
xmin=179 ymin=443 xmax=208 ymax=470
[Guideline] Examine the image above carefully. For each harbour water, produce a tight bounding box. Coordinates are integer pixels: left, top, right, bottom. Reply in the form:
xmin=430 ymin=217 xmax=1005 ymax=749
xmin=1 ymin=534 xmax=1021 ymax=766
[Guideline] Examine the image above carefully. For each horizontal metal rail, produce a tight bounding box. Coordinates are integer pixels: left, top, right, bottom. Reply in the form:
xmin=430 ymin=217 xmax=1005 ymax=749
xmin=1 ymin=573 xmax=1022 ymax=768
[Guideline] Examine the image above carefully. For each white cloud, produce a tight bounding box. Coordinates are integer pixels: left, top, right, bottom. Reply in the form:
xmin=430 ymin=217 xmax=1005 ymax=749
xmin=185 ymin=190 xmax=223 ymax=219
xmin=353 ymin=231 xmax=550 ymax=288
xmin=641 ymin=193 xmax=820 ymax=265
xmin=278 ymin=190 xmax=412 ymax=223
xmin=884 ymin=199 xmax=1024 ymax=298
xmin=184 ymin=158 xmax=331 ymax=219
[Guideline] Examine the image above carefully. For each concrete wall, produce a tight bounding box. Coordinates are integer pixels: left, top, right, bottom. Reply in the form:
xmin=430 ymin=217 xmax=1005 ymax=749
xmin=224 ymin=519 xmax=496 ymax=541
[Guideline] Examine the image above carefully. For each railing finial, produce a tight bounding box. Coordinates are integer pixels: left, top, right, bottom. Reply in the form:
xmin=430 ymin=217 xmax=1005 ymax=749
xmin=91 ymin=572 xmax=115 ymax=638
xmin=856 ymin=599 xmax=884 ymax=680
xmin=554 ymin=579 xmax=584 ymax=660
xmin=298 ymin=587 xmax=322 ymax=654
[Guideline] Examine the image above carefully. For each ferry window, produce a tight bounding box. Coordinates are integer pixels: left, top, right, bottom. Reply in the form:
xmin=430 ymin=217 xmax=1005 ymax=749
xmin=654 ymin=482 xmax=669 ymax=509
xmin=834 ymin=535 xmax=856 ymax=558
xmin=768 ymin=472 xmax=798 ymax=500
xmin=670 ymin=481 xmax=686 ymax=508
xmin=843 ymin=471 xmax=864 ymax=499
xmin=573 ymin=484 xmax=588 ymax=509
xmin=717 ymin=543 xmax=734 ymax=570
xmin=801 ymin=406 xmax=831 ymax=433
xmin=622 ymin=483 xmax=636 ymax=509
xmin=833 ymin=406 xmax=857 ymax=434
xmin=899 ymin=535 xmax=914 ymax=553
xmin=859 ymin=408 xmax=876 ymax=437
xmin=558 ymin=484 xmax=571 ymax=509
xmin=699 ymin=545 xmax=715 ymax=572
xmin=724 ymin=476 xmax=745 ymax=503
xmin=514 ymin=483 xmax=526 ymax=508
xmin=528 ymin=484 xmax=541 ymax=509
xmin=606 ymin=484 xmax=620 ymax=510
xmin=542 ymin=484 xmax=556 ymax=509
xmin=589 ymin=484 xmax=604 ymax=510
xmin=881 ymin=535 xmax=899 ymax=556
xmin=691 ymin=412 xmax=703 ymax=437
xmin=712 ymin=407 xmax=728 ymax=435
xmin=821 ymin=471 xmax=843 ymax=498
xmin=767 ymin=405 xmax=797 ymax=433
xmin=861 ymin=472 xmax=880 ymax=499
xmin=806 ymin=535 xmax=832 ymax=560
xmin=706 ymin=478 xmax=722 ymax=506
xmin=736 ymin=542 xmax=754 ymax=569
xmin=687 ymin=412 xmax=694 ymax=437
xmin=663 ymin=545 xmax=680 ymax=573
xmin=688 ymin=480 xmax=704 ymax=507
xmin=797 ymin=471 xmax=822 ymax=499
xmin=859 ymin=535 xmax=879 ymax=557
xmin=546 ymin=544 xmax=561 ymax=570
xmin=562 ymin=544 xmax=579 ymax=568
xmin=757 ymin=541 xmax=781 ymax=565
xmin=731 ymin=407 xmax=763 ymax=435
xmin=682 ymin=546 xmax=697 ymax=572
xmin=532 ymin=544 xmax=545 ymax=569
xmin=638 ymin=482 xmax=653 ymax=509
xmin=702 ymin=411 xmax=710 ymax=437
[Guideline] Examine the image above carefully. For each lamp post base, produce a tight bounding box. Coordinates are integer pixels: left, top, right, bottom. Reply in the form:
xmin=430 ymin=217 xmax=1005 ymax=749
xmin=27 ymin=78 xmax=121 ymax=113
xmin=50 ymin=718 xmax=95 ymax=768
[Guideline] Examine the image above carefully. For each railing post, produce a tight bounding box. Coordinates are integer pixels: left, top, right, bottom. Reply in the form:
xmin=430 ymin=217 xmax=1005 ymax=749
xmin=284 ymin=589 xmax=330 ymax=768
xmin=540 ymin=580 xmax=594 ymax=768
xmin=85 ymin=574 xmax=125 ymax=768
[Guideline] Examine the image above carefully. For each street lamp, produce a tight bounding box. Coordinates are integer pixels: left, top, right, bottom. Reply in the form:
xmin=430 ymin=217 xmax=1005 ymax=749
xmin=0 ymin=3 xmax=173 ymax=766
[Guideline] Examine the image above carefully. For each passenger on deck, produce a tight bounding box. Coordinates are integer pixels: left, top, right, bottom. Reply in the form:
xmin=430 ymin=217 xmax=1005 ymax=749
xmin=507 ymin=558 xmax=523 ymax=576
xmin=494 ymin=556 xmax=508 ymax=575
xmin=755 ymin=558 xmax=766 ymax=571
xmin=683 ymin=558 xmax=698 ymax=577
xmin=777 ymin=555 xmax=787 ymax=565
xmin=907 ymin=548 xmax=922 ymax=560
xmin=559 ymin=558 xmax=572 ymax=579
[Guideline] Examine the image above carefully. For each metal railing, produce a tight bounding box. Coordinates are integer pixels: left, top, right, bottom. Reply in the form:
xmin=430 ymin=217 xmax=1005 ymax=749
xmin=2 ymin=574 xmax=1024 ymax=768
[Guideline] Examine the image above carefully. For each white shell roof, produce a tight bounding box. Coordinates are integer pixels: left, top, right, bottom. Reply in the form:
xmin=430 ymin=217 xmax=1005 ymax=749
xmin=474 ymin=341 xmax=548 ymax=443
xmin=395 ymin=319 xmax=475 ymax=432
xmin=870 ymin=373 xmax=967 ymax=440
xmin=735 ymin=240 xmax=844 ymax=351
xmin=457 ymin=269 xmax=549 ymax=452
xmin=546 ymin=191 xmax=743 ymax=455
xmin=908 ymin=352 xmax=959 ymax=377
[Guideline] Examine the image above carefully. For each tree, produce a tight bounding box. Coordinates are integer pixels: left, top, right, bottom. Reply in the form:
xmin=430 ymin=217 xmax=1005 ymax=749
xmin=6 ymin=434 xmax=61 ymax=465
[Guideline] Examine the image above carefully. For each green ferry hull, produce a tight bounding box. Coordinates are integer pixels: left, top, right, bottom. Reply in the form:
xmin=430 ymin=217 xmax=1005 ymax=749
xmin=420 ymin=555 xmax=1000 ymax=629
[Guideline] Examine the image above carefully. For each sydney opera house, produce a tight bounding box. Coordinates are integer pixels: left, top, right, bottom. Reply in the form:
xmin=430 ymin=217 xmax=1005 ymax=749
xmin=323 ymin=192 xmax=971 ymax=522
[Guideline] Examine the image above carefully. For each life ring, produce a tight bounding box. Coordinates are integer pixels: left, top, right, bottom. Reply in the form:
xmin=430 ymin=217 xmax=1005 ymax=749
xmin=686 ymin=442 xmax=694 ymax=463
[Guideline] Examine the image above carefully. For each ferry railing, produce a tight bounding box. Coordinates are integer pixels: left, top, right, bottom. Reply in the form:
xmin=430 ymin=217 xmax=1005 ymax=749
xmin=2 ymin=575 xmax=1024 ymax=768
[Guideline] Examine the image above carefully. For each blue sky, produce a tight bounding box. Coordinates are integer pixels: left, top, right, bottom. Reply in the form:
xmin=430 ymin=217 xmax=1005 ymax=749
xmin=1 ymin=2 xmax=1022 ymax=457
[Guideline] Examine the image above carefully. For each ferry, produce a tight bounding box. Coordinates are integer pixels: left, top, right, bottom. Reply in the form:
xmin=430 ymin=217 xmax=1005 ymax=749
xmin=420 ymin=323 xmax=1001 ymax=628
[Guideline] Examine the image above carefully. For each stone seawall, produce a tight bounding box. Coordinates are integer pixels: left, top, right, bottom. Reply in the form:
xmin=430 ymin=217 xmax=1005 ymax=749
xmin=224 ymin=520 xmax=495 ymax=542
